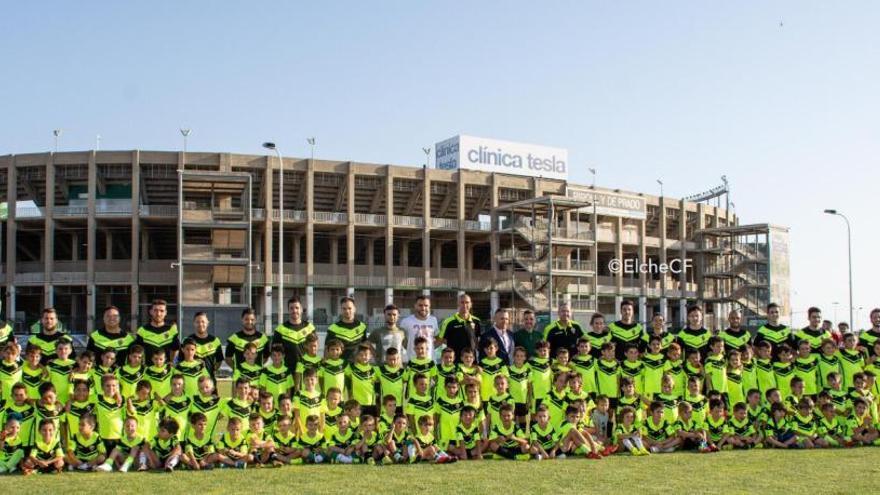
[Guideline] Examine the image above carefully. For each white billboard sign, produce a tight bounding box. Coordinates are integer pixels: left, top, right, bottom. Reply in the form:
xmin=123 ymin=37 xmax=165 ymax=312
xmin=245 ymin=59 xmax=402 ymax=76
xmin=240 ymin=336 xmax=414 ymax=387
xmin=435 ymin=135 xmax=568 ymax=181
xmin=566 ymin=185 xmax=647 ymax=220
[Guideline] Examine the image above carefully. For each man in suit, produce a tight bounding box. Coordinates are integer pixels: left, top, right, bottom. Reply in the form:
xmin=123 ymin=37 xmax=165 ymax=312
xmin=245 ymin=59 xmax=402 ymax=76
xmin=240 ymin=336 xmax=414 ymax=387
xmin=480 ymin=308 xmax=514 ymax=364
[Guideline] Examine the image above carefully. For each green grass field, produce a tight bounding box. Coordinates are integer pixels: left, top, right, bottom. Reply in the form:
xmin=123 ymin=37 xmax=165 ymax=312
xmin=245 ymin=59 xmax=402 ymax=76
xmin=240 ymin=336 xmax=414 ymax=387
xmin=1 ymin=448 xmax=878 ymax=494
xmin=5 ymin=380 xmax=877 ymax=494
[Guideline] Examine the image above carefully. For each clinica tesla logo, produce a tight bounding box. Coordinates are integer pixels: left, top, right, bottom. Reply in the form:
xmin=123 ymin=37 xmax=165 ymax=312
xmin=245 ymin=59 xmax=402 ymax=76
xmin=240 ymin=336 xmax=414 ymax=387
xmin=466 ymin=146 xmax=567 ymax=174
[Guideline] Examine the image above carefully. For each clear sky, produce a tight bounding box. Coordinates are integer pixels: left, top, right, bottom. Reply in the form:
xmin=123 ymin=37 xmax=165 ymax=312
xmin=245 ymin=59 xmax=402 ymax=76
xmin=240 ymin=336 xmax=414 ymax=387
xmin=2 ymin=1 xmax=877 ymax=327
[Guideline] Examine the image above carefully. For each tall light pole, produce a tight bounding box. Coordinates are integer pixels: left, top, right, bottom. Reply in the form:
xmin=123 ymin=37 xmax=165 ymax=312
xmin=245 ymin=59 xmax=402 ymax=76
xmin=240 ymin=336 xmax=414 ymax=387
xmin=53 ymin=129 xmax=62 ymax=153
xmin=264 ymin=142 xmax=284 ymax=327
xmin=180 ymin=129 xmax=191 ymax=169
xmin=657 ymin=179 xmax=664 ymax=198
xmin=824 ymin=209 xmax=854 ymax=332
xmin=307 ymin=137 xmax=316 ymax=161
xmin=96 ymin=135 xmax=101 ymax=151
xmin=422 ymin=147 xmax=431 ymax=168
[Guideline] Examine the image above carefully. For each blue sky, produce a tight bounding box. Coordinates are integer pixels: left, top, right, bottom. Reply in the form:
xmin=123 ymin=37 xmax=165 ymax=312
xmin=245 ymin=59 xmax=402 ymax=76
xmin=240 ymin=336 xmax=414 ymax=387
xmin=2 ymin=1 xmax=878 ymax=327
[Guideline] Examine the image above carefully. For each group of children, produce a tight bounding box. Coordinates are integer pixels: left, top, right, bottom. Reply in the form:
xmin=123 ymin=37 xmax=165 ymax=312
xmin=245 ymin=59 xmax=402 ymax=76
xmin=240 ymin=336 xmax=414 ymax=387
xmin=1 ymin=324 xmax=879 ymax=475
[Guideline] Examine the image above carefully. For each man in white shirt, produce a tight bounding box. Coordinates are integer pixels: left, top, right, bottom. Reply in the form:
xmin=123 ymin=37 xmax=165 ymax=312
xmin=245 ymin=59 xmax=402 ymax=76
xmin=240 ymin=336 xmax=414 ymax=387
xmin=399 ymin=294 xmax=439 ymax=362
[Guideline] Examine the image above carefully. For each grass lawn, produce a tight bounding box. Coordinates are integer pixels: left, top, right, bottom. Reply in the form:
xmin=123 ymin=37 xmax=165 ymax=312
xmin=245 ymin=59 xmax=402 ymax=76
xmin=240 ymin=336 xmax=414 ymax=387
xmin=1 ymin=448 xmax=878 ymax=494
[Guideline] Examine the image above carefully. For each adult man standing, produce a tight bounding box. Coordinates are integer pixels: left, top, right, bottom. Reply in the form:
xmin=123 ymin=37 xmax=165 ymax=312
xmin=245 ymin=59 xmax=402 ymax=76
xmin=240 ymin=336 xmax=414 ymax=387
xmin=793 ymin=307 xmax=832 ymax=355
xmin=87 ymin=305 xmax=136 ymax=364
xmin=752 ymin=303 xmax=792 ymax=349
xmin=543 ymin=302 xmax=585 ymax=357
xmin=480 ymin=309 xmax=514 ymax=363
xmin=186 ymin=312 xmax=225 ymax=378
xmin=674 ymin=305 xmax=712 ymax=358
xmin=858 ymin=308 xmax=880 ymax=356
xmin=272 ymin=296 xmax=316 ymax=372
xmin=399 ymin=295 xmax=438 ymax=363
xmin=368 ymin=304 xmax=407 ymax=363
xmin=225 ymin=307 xmax=269 ymax=368
xmin=719 ymin=309 xmax=751 ymax=353
xmin=437 ymin=293 xmax=482 ymax=363
xmin=325 ymin=297 xmax=368 ymax=362
xmin=136 ymin=299 xmax=180 ymax=363
xmin=28 ymin=308 xmax=67 ymax=363
xmin=608 ymin=300 xmax=643 ymax=360
xmin=513 ymin=309 xmax=542 ymax=357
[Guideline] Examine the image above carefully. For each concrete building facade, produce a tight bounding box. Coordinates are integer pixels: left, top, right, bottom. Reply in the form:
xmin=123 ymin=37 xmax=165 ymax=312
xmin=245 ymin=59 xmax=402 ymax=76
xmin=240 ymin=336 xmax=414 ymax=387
xmin=0 ymin=150 xmax=789 ymax=338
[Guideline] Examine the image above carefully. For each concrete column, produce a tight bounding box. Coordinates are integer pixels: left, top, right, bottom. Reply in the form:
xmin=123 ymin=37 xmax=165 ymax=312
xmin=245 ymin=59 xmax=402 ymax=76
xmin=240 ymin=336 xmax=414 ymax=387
xmin=615 ymin=217 xmax=623 ymax=293
xmin=87 ymin=151 xmax=96 ymax=328
xmin=44 ymin=153 xmax=55 ymax=307
xmin=457 ymin=171 xmax=466 ymax=291
xmin=591 ymin=199 xmax=599 ymax=309
xmin=401 ymin=240 xmax=409 ymax=269
xmin=638 ymin=218 xmax=647 ymax=312
xmin=292 ymin=235 xmax=300 ymax=281
xmin=679 ymin=200 xmax=688 ymax=301
xmin=5 ymin=157 xmax=17 ymax=321
xmin=305 ymin=158 xmax=314 ymax=286
xmin=131 ymin=151 xmax=140 ymax=325
xmin=106 ymin=231 xmax=113 ymax=260
xmin=432 ymin=242 xmax=442 ymax=274
xmin=489 ymin=173 xmax=499 ymax=290
xmin=366 ymin=238 xmax=375 ymax=275
xmin=330 ymin=237 xmax=339 ymax=275
xmin=385 ymin=166 xmax=394 ymax=291
xmin=490 ymin=291 xmax=500 ymax=316
xmin=347 ymin=163 xmax=355 ymax=288
xmin=466 ymin=244 xmax=473 ymax=272
xmin=658 ymin=198 xmax=667 ymax=305
xmin=73 ymin=233 xmax=80 ymax=261
xmin=422 ymin=168 xmax=432 ymax=288
xmin=660 ymin=297 xmax=668 ymax=322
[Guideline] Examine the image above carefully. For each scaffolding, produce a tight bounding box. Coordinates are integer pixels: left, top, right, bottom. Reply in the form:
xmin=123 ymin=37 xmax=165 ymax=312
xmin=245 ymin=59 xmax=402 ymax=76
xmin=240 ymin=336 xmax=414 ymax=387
xmin=697 ymin=223 xmax=789 ymax=328
xmin=493 ymin=195 xmax=596 ymax=320
xmin=177 ymin=170 xmax=253 ymax=326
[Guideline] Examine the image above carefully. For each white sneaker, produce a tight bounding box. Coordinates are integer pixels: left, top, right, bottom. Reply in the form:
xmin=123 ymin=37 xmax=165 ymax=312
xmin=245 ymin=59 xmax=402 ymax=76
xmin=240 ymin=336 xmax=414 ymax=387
xmin=95 ymin=464 xmax=113 ymax=472
xmin=650 ymin=446 xmax=660 ymax=453
xmin=313 ymin=454 xmax=324 ymax=464
xmin=77 ymin=464 xmax=91 ymax=471
xmin=535 ymin=454 xmax=543 ymax=462
xmin=557 ymin=454 xmax=566 ymax=460
xmin=336 ymin=454 xmax=352 ymax=464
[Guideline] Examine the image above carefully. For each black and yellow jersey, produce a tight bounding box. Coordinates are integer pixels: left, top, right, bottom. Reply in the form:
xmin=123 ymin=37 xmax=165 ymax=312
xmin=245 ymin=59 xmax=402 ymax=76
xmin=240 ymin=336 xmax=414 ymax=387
xmin=69 ymin=432 xmax=105 ymax=461
xmin=184 ymin=431 xmax=215 ymax=460
xmin=530 ymin=422 xmax=559 ymax=450
xmin=454 ymin=422 xmax=481 ymax=449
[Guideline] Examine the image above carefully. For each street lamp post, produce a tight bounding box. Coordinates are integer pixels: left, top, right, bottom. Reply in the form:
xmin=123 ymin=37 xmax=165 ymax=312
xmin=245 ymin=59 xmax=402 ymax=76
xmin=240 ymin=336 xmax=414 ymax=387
xmin=264 ymin=142 xmax=284 ymax=328
xmin=53 ymin=129 xmax=62 ymax=153
xmin=307 ymin=137 xmax=316 ymax=161
xmin=657 ymin=179 xmax=664 ymax=198
xmin=824 ymin=209 xmax=854 ymax=333
xmin=423 ymin=147 xmax=431 ymax=168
